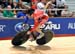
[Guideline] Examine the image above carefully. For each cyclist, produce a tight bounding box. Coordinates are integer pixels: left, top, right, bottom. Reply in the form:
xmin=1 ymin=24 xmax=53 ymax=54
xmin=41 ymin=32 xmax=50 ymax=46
xmin=26 ymin=8 xmax=49 ymax=41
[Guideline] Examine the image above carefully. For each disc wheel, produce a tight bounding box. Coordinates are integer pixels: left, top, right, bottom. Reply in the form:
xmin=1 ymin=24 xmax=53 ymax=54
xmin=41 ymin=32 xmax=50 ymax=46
xmin=12 ymin=31 xmax=29 ymax=46
xmin=36 ymin=30 xmax=54 ymax=45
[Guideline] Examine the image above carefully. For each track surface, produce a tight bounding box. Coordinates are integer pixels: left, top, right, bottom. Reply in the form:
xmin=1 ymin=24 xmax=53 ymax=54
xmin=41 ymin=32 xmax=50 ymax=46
xmin=0 ymin=37 xmax=75 ymax=54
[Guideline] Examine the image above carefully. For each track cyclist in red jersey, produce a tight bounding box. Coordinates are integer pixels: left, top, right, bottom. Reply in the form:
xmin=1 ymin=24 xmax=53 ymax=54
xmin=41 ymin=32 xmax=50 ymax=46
xmin=27 ymin=9 xmax=49 ymax=41
xmin=11 ymin=8 xmax=54 ymax=46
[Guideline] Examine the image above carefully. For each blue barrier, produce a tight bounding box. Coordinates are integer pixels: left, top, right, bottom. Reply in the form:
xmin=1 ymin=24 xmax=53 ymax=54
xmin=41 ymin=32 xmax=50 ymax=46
xmin=0 ymin=18 xmax=75 ymax=38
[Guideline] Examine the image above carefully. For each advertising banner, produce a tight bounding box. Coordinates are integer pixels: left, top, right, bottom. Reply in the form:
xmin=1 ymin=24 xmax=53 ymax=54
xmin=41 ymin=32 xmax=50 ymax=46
xmin=0 ymin=18 xmax=75 ymax=38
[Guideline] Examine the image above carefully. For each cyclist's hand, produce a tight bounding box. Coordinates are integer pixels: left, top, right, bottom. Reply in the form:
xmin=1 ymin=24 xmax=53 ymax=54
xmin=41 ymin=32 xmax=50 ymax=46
xmin=27 ymin=31 xmax=31 ymax=35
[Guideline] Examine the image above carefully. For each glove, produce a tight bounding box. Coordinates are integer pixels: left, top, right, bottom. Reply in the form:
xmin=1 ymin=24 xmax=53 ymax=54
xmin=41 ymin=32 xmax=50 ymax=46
xmin=27 ymin=31 xmax=31 ymax=35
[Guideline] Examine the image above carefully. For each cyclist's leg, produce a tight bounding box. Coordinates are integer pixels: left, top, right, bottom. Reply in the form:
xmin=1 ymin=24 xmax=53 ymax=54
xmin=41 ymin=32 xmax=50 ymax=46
xmin=35 ymin=24 xmax=44 ymax=39
xmin=29 ymin=20 xmax=39 ymax=41
xmin=36 ymin=15 xmax=48 ymax=39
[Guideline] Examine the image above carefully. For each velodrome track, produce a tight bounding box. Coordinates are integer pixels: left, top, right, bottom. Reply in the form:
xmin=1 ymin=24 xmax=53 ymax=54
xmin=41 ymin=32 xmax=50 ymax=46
xmin=0 ymin=36 xmax=75 ymax=54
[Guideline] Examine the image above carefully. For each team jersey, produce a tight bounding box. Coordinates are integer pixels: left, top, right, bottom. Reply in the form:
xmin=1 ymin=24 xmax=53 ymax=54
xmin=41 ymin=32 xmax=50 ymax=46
xmin=32 ymin=9 xmax=47 ymax=19
xmin=30 ymin=9 xmax=48 ymax=32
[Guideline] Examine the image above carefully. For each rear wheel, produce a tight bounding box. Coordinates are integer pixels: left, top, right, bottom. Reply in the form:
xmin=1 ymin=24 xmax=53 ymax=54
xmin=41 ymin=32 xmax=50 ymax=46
xmin=36 ymin=30 xmax=54 ymax=45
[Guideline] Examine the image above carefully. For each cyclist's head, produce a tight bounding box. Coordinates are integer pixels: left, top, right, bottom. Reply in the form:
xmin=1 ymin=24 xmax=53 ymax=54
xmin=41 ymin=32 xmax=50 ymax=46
xmin=27 ymin=8 xmax=35 ymax=15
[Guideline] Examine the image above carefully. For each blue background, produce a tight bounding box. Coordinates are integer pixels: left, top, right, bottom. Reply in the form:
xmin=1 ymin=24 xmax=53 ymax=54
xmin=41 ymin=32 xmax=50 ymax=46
xmin=0 ymin=18 xmax=75 ymax=38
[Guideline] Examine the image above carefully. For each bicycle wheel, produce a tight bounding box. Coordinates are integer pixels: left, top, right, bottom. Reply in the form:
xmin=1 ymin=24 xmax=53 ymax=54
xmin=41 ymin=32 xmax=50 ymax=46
xmin=36 ymin=30 xmax=54 ymax=45
xmin=12 ymin=31 xmax=29 ymax=46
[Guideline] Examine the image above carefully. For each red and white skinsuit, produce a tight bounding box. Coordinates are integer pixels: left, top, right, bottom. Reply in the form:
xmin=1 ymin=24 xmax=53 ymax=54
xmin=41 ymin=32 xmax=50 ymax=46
xmin=30 ymin=9 xmax=49 ymax=32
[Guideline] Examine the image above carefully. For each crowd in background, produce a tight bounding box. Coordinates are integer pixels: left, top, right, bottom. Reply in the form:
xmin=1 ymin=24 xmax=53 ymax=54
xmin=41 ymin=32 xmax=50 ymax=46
xmin=0 ymin=0 xmax=75 ymax=18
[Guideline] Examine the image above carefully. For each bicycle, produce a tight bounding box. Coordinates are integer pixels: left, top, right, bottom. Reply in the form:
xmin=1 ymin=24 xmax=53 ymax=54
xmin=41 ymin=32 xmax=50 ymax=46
xmin=11 ymin=22 xmax=54 ymax=46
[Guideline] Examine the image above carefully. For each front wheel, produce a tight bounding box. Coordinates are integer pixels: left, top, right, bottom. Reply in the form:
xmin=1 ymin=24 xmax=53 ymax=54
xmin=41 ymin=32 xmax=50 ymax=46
xmin=36 ymin=30 xmax=54 ymax=45
xmin=12 ymin=31 xmax=29 ymax=46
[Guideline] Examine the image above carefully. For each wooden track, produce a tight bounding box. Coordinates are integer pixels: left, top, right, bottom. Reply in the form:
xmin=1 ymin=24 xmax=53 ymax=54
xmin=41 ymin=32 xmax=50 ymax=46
xmin=0 ymin=37 xmax=75 ymax=54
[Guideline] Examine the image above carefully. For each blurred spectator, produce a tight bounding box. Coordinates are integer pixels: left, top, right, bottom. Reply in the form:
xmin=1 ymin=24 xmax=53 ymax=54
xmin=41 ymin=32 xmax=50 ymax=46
xmin=13 ymin=2 xmax=19 ymax=14
xmin=61 ymin=6 xmax=69 ymax=17
xmin=0 ymin=0 xmax=2 ymax=5
xmin=3 ymin=5 xmax=14 ymax=17
xmin=8 ymin=0 xmax=14 ymax=8
xmin=56 ymin=0 xmax=67 ymax=17
xmin=19 ymin=0 xmax=30 ymax=9
xmin=61 ymin=6 xmax=73 ymax=17
xmin=45 ymin=0 xmax=56 ymax=17
xmin=1 ymin=0 xmax=8 ymax=8
xmin=56 ymin=0 xmax=66 ymax=8
xmin=0 ymin=5 xmax=3 ymax=17
xmin=22 ymin=0 xmax=31 ymax=6
xmin=22 ymin=0 xmax=31 ymax=3
xmin=45 ymin=0 xmax=56 ymax=9
xmin=18 ymin=0 xmax=30 ymax=15
xmin=13 ymin=0 xmax=19 ymax=3
xmin=13 ymin=0 xmax=19 ymax=8
xmin=71 ymin=12 xmax=75 ymax=17
xmin=45 ymin=0 xmax=67 ymax=17
xmin=46 ymin=4 xmax=55 ymax=17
